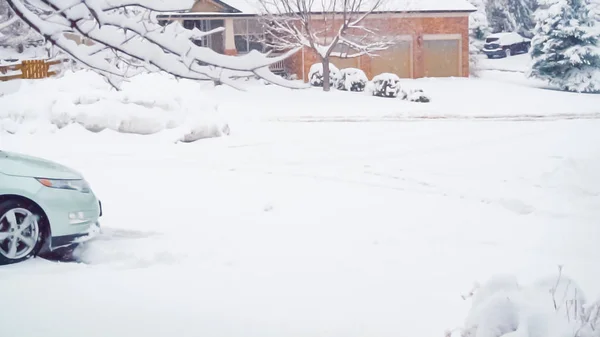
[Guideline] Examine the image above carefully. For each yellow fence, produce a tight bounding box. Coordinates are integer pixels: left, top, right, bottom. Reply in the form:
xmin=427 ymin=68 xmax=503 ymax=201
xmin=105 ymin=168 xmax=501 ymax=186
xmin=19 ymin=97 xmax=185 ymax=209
xmin=0 ymin=59 xmax=65 ymax=81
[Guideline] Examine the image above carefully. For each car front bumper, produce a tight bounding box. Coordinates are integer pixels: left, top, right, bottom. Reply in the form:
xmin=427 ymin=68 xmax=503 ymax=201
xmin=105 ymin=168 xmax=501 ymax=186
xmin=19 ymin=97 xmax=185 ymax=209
xmin=33 ymin=183 xmax=102 ymax=247
xmin=483 ymin=48 xmax=505 ymax=57
xmin=49 ymin=221 xmax=101 ymax=250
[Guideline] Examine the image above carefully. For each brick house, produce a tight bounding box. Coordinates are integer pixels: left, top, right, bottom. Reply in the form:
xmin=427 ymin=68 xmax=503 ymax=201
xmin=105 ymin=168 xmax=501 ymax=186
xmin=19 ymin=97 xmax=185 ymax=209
xmin=157 ymin=0 xmax=476 ymax=81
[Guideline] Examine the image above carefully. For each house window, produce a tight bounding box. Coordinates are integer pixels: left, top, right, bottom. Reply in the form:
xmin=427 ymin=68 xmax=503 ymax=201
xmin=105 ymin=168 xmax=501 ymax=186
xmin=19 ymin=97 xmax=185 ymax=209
xmin=233 ymin=18 xmax=265 ymax=53
xmin=183 ymin=19 xmax=225 ymax=53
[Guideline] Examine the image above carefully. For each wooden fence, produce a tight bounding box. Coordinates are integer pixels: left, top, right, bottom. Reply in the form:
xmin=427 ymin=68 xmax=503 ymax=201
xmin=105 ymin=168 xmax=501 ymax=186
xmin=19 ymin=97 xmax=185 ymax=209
xmin=0 ymin=59 xmax=65 ymax=81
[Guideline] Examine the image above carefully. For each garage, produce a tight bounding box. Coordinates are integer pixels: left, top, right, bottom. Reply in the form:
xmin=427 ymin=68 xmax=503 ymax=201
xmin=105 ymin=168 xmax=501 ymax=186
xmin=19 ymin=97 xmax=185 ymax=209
xmin=330 ymin=56 xmax=359 ymax=70
xmin=370 ymin=40 xmax=412 ymax=78
xmin=423 ymin=37 xmax=461 ymax=77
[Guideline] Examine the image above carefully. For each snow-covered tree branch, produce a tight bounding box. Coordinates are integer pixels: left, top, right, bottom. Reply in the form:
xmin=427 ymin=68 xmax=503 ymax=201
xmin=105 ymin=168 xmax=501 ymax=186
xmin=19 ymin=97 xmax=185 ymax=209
xmin=3 ymin=0 xmax=305 ymax=89
xmin=0 ymin=15 xmax=18 ymax=31
xmin=256 ymin=0 xmax=393 ymax=91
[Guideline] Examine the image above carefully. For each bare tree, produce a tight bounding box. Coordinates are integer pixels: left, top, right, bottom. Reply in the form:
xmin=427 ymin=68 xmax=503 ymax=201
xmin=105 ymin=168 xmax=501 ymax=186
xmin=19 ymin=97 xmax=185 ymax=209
xmin=257 ymin=0 xmax=392 ymax=91
xmin=3 ymin=0 xmax=305 ymax=89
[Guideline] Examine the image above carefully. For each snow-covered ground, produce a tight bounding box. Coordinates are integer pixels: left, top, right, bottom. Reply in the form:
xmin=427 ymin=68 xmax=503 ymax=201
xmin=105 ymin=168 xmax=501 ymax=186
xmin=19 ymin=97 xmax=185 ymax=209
xmin=1 ymin=119 xmax=599 ymax=337
xmin=477 ymin=53 xmax=530 ymax=73
xmin=1 ymin=66 xmax=599 ymax=136
xmin=1 ymin=52 xmax=599 ymax=337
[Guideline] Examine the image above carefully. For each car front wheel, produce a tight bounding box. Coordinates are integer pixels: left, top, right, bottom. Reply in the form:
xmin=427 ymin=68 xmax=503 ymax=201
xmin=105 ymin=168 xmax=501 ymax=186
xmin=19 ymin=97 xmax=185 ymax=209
xmin=0 ymin=200 xmax=44 ymax=265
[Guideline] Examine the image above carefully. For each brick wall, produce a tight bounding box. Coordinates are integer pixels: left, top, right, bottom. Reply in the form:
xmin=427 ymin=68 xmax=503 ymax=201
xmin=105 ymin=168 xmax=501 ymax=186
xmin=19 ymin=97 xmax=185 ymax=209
xmin=285 ymin=13 xmax=471 ymax=81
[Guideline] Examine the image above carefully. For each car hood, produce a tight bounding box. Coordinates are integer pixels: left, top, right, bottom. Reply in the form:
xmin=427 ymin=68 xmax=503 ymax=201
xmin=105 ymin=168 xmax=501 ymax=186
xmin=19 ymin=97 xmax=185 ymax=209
xmin=0 ymin=151 xmax=83 ymax=179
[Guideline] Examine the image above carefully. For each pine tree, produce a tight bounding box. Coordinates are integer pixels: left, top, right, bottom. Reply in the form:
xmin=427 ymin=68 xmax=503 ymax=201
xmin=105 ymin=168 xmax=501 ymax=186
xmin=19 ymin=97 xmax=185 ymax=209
xmin=487 ymin=0 xmax=537 ymax=37
xmin=468 ymin=0 xmax=490 ymax=40
xmin=529 ymin=0 xmax=600 ymax=93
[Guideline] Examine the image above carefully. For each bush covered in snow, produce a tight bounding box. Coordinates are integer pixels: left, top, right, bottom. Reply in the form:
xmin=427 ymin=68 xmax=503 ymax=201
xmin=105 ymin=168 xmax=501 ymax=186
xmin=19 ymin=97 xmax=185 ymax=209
xmin=336 ymin=68 xmax=368 ymax=92
xmin=405 ymin=89 xmax=431 ymax=103
xmin=309 ymin=62 xmax=341 ymax=88
xmin=451 ymin=268 xmax=600 ymax=337
xmin=370 ymin=73 xmax=401 ymax=98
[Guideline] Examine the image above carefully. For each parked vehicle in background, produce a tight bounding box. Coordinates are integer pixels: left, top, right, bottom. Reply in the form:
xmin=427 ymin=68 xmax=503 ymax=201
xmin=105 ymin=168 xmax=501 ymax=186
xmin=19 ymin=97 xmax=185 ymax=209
xmin=0 ymin=151 xmax=101 ymax=265
xmin=482 ymin=32 xmax=531 ymax=58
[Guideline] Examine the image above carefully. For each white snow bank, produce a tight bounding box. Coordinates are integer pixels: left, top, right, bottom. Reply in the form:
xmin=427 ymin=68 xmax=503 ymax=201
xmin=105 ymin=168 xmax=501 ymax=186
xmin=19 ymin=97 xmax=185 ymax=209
xmin=0 ymin=70 xmax=228 ymax=140
xmin=455 ymin=270 xmax=600 ymax=337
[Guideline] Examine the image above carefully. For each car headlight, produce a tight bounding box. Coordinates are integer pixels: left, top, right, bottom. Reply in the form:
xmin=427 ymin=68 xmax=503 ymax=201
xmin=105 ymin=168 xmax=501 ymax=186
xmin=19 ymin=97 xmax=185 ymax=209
xmin=36 ymin=178 xmax=91 ymax=193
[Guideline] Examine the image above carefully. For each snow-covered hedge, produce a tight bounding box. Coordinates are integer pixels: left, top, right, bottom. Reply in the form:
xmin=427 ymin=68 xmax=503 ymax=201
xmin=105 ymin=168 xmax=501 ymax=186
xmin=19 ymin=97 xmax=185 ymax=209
xmin=451 ymin=269 xmax=600 ymax=337
xmin=336 ymin=68 xmax=368 ymax=92
xmin=0 ymin=70 xmax=228 ymax=141
xmin=309 ymin=62 xmax=341 ymax=87
xmin=405 ymin=88 xmax=431 ymax=103
xmin=370 ymin=73 xmax=401 ymax=98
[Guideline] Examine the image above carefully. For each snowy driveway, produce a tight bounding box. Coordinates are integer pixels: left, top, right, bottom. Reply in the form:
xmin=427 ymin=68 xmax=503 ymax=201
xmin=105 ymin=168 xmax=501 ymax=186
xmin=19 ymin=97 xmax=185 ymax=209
xmin=0 ymin=119 xmax=599 ymax=337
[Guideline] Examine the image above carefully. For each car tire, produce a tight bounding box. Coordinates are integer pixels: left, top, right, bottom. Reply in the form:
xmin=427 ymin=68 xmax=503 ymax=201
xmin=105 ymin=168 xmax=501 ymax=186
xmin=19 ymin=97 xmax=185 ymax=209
xmin=0 ymin=200 xmax=45 ymax=265
xmin=487 ymin=54 xmax=493 ymax=59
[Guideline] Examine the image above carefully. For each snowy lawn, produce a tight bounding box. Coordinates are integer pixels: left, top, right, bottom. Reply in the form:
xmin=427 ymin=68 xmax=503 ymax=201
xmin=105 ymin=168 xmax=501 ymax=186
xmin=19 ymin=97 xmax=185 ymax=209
xmin=1 ymin=69 xmax=599 ymax=136
xmin=0 ymin=118 xmax=599 ymax=337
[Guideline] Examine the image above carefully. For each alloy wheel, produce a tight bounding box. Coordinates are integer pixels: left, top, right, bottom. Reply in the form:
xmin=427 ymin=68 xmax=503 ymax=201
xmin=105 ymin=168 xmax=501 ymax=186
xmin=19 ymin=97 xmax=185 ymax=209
xmin=0 ymin=208 xmax=40 ymax=260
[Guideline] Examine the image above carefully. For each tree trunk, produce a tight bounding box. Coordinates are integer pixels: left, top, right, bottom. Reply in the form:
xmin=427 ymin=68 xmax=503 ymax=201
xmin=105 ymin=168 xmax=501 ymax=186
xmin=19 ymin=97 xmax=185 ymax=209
xmin=322 ymin=57 xmax=331 ymax=92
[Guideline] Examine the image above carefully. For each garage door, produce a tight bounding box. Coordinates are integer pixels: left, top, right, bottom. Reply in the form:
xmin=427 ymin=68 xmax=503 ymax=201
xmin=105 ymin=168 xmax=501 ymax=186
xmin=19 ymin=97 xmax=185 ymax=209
xmin=330 ymin=56 xmax=359 ymax=70
xmin=423 ymin=39 xmax=460 ymax=77
xmin=370 ymin=41 xmax=412 ymax=78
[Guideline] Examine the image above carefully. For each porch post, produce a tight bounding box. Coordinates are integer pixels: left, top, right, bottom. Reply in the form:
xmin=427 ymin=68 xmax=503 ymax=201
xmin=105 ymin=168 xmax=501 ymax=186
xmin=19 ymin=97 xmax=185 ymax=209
xmin=224 ymin=18 xmax=237 ymax=55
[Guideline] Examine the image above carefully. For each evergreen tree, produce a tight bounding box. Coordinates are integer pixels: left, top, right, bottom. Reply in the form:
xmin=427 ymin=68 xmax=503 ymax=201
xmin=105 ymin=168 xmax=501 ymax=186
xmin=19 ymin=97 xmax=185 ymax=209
xmin=487 ymin=0 xmax=537 ymax=37
xmin=468 ymin=0 xmax=491 ymax=40
xmin=529 ymin=0 xmax=600 ymax=93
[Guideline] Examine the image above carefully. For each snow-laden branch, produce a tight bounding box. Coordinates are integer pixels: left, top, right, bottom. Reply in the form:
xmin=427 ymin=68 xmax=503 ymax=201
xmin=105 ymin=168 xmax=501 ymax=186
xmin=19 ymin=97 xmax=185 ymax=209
xmin=0 ymin=15 xmax=19 ymax=30
xmin=5 ymin=0 xmax=306 ymax=89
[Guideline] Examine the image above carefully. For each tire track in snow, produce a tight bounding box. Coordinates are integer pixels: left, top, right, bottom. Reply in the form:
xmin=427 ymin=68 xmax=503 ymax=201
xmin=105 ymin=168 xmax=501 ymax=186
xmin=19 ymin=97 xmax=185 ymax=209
xmin=267 ymin=113 xmax=600 ymax=123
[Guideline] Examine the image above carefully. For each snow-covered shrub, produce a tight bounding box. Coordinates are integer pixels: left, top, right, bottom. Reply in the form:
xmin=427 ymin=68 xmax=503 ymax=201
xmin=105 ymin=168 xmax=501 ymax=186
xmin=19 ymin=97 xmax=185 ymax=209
xmin=371 ymin=73 xmax=401 ymax=98
xmin=336 ymin=68 xmax=368 ymax=92
xmin=406 ymin=89 xmax=431 ymax=103
xmin=451 ymin=268 xmax=600 ymax=337
xmin=309 ymin=62 xmax=340 ymax=87
xmin=528 ymin=0 xmax=600 ymax=93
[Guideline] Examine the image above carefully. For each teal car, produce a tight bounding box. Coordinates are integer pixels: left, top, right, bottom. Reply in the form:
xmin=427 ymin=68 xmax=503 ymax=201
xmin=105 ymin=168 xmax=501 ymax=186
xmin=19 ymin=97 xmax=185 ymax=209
xmin=0 ymin=151 xmax=101 ymax=265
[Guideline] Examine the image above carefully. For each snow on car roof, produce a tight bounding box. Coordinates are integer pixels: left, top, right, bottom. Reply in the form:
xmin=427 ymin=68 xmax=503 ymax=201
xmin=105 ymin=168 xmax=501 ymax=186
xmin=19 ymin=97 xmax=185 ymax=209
xmin=217 ymin=0 xmax=476 ymax=14
xmin=487 ymin=32 xmax=519 ymax=38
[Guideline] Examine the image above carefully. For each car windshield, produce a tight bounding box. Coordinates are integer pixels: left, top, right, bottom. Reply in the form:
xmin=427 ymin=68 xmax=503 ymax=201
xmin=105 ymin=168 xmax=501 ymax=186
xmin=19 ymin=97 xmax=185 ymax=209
xmin=486 ymin=37 xmax=500 ymax=43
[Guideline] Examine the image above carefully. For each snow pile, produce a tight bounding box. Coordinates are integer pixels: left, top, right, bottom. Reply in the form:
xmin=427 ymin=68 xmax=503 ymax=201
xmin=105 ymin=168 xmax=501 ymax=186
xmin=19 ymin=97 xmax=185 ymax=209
xmin=0 ymin=70 xmax=228 ymax=140
xmin=308 ymin=62 xmax=341 ymax=87
xmin=370 ymin=73 xmax=401 ymax=98
xmin=336 ymin=68 xmax=368 ymax=92
xmin=454 ymin=270 xmax=600 ymax=337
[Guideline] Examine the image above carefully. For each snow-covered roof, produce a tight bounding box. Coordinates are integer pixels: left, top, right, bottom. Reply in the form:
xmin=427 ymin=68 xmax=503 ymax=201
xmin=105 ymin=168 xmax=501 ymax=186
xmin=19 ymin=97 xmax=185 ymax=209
xmin=218 ymin=0 xmax=476 ymax=14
